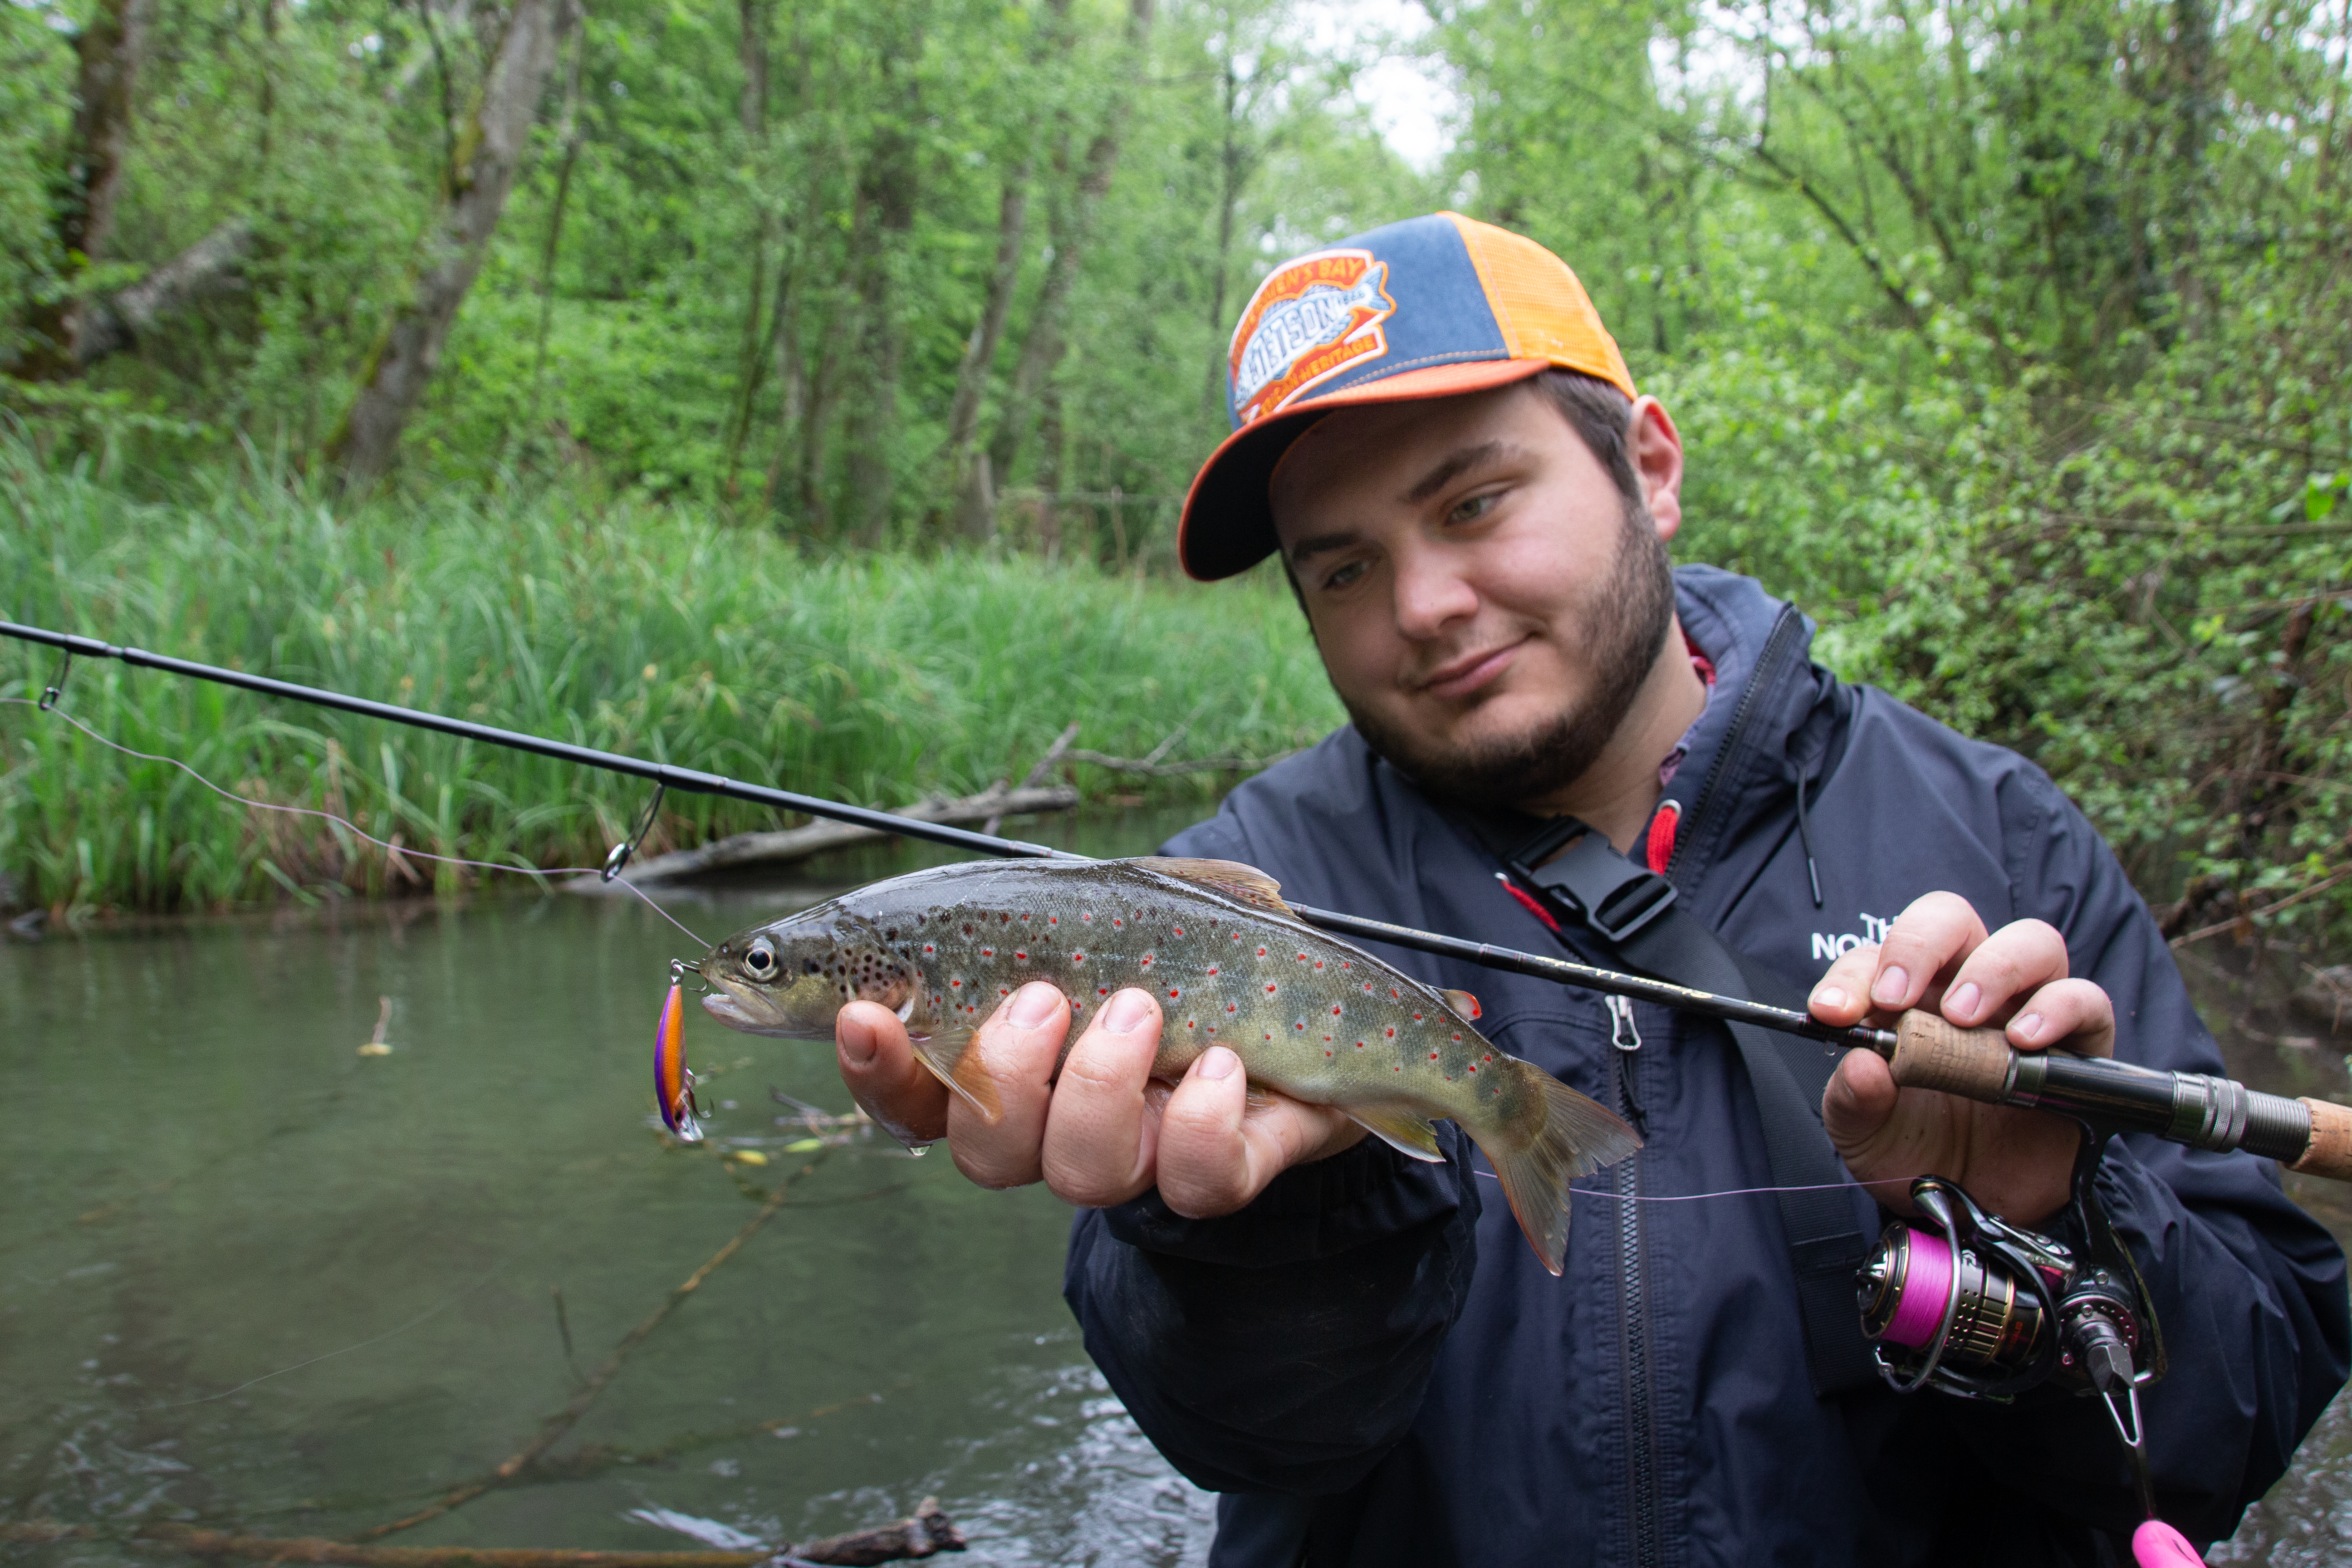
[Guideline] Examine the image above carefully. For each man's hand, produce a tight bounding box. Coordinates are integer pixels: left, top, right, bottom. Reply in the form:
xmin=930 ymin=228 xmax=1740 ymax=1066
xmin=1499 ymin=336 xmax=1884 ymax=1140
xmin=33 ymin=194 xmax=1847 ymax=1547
xmin=835 ymin=980 xmax=1367 ymax=1215
xmin=1807 ymin=892 xmax=2115 ymax=1227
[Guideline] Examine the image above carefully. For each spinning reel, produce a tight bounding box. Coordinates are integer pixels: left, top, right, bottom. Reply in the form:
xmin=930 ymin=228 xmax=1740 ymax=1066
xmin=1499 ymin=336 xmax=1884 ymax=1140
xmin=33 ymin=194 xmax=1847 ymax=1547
xmin=1853 ymin=1134 xmax=2200 ymax=1565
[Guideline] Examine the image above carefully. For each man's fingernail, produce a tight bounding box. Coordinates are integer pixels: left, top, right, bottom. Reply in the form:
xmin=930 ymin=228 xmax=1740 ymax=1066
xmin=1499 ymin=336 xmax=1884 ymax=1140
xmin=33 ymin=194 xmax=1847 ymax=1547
xmin=1872 ymin=966 xmax=1909 ymax=1007
xmin=1008 ymin=982 xmax=1063 ymax=1029
xmin=1103 ymin=989 xmax=1153 ymax=1034
xmin=1197 ymin=1046 xmax=1239 ymax=1081
xmin=839 ymin=1021 xmax=876 ymax=1068
xmin=1814 ymin=985 xmax=1848 ymax=1013
xmin=2015 ymin=1013 xmax=2046 ymax=1044
xmin=1946 ymin=981 xmax=1981 ymax=1020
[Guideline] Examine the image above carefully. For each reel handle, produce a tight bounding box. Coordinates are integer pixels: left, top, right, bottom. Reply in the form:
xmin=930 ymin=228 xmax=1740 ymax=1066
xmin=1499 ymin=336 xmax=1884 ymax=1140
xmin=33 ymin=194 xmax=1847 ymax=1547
xmin=1885 ymin=1011 xmax=2352 ymax=1181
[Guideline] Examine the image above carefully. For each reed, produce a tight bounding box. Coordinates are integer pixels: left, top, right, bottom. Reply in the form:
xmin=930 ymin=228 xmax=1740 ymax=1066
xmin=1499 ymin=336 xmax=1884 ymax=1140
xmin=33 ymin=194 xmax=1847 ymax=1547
xmin=0 ymin=445 xmax=1342 ymax=913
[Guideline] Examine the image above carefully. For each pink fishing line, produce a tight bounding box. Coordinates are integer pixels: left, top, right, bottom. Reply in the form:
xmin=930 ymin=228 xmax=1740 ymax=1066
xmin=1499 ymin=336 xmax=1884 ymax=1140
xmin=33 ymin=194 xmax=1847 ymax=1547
xmin=3 ymin=696 xmax=710 ymax=948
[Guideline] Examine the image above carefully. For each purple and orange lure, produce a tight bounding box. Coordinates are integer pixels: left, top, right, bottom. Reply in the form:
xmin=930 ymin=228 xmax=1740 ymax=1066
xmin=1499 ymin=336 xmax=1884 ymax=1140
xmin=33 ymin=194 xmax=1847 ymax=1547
xmin=654 ymin=975 xmax=703 ymax=1142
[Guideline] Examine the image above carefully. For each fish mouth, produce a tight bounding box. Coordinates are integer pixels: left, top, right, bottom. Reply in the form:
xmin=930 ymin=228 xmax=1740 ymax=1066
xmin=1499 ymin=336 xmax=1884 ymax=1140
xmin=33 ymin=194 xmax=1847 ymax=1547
xmin=699 ymin=983 xmax=801 ymax=1038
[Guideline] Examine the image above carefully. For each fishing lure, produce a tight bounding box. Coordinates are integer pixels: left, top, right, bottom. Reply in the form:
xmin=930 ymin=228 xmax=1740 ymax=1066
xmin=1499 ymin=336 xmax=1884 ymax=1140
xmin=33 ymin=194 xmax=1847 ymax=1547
xmin=655 ymin=961 xmax=703 ymax=1142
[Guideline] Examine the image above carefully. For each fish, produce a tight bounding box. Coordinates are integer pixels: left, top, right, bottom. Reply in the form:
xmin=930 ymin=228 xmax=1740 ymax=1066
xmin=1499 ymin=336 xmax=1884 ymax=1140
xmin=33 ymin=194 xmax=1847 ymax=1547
xmin=695 ymin=856 xmax=1639 ymax=1273
xmin=654 ymin=980 xmax=703 ymax=1142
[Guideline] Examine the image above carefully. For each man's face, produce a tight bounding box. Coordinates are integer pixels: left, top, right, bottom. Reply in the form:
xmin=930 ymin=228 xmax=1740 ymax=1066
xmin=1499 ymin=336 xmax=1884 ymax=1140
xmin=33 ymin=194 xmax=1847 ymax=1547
xmin=1269 ymin=381 xmax=1679 ymax=810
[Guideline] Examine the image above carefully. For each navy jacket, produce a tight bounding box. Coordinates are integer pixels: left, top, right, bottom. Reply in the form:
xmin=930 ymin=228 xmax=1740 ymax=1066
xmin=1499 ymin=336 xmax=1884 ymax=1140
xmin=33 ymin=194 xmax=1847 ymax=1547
xmin=1063 ymin=567 xmax=2348 ymax=1567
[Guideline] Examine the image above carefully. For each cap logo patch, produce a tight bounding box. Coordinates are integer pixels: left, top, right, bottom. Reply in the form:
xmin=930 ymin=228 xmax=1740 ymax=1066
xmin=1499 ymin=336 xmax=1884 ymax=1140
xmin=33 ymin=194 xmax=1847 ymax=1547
xmin=1228 ymin=250 xmax=1396 ymax=426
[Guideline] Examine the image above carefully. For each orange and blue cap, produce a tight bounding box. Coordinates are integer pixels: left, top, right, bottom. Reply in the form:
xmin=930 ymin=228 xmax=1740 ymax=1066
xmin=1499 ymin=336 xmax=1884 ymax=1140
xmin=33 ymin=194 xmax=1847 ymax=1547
xmin=1178 ymin=211 xmax=1635 ymax=580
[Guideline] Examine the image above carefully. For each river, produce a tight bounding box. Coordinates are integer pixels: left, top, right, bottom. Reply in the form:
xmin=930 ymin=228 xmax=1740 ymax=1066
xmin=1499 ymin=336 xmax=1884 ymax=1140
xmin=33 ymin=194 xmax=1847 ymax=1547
xmin=1 ymin=812 xmax=2347 ymax=1563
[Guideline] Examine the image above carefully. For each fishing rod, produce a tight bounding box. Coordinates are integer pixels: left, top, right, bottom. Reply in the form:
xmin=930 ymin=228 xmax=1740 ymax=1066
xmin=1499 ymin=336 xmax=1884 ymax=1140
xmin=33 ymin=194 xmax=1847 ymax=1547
xmin=7 ymin=616 xmax=2350 ymax=1182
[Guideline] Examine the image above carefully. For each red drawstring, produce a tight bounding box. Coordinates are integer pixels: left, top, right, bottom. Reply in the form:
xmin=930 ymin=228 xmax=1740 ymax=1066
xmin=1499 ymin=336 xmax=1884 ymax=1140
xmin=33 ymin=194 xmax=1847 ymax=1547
xmin=1644 ymin=801 xmax=1681 ymax=873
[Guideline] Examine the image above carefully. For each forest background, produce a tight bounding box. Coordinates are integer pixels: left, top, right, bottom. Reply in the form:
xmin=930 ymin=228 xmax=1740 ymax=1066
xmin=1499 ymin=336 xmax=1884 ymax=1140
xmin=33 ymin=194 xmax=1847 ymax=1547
xmin=0 ymin=0 xmax=2346 ymax=952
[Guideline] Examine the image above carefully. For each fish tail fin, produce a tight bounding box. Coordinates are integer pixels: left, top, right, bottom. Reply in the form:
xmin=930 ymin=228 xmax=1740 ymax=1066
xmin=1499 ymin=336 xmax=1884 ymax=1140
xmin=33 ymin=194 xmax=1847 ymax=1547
xmin=906 ymin=1030 xmax=1003 ymax=1123
xmin=1478 ymin=1073 xmax=1642 ymax=1276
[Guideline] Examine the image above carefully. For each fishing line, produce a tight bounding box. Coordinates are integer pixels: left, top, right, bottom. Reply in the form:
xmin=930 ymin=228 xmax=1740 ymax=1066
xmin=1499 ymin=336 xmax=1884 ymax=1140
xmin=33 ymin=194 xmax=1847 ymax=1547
xmin=0 ymin=696 xmax=711 ymax=948
xmin=1479 ymin=1167 xmax=1919 ymax=1205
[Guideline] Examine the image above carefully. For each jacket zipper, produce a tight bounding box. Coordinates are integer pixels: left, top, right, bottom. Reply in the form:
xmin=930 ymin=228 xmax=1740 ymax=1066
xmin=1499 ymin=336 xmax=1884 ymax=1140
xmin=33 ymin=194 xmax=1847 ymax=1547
xmin=1666 ymin=605 xmax=1803 ymax=887
xmin=1616 ymin=605 xmax=1798 ymax=1567
xmin=1616 ymin=1037 xmax=1661 ymax=1568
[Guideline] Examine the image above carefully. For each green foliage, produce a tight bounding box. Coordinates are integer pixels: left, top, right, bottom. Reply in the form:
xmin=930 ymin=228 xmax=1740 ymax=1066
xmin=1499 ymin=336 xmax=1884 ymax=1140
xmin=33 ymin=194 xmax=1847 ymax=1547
xmin=0 ymin=439 xmax=1340 ymax=913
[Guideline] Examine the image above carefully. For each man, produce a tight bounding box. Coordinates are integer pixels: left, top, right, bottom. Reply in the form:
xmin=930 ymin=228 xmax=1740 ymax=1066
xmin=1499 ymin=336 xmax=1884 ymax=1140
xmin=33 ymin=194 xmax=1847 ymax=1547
xmin=834 ymin=213 xmax=2347 ymax=1563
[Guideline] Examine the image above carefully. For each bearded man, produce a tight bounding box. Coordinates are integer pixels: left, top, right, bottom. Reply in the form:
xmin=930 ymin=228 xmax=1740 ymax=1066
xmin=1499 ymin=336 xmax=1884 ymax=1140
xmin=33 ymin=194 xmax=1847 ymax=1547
xmin=834 ymin=213 xmax=2347 ymax=1565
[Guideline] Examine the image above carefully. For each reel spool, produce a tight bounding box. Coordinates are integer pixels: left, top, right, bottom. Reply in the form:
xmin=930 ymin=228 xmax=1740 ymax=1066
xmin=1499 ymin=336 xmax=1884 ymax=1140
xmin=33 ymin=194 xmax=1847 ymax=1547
xmin=1857 ymin=1176 xmax=2141 ymax=1402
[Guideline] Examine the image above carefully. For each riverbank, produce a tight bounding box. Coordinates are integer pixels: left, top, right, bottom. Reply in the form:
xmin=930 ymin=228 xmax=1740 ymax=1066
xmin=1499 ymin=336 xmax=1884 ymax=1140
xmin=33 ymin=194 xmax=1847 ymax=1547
xmin=0 ymin=447 xmax=1340 ymax=914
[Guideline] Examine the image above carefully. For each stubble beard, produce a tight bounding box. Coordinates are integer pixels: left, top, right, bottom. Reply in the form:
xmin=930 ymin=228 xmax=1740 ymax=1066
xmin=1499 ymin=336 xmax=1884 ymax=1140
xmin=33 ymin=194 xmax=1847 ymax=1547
xmin=1339 ymin=501 xmax=1678 ymax=815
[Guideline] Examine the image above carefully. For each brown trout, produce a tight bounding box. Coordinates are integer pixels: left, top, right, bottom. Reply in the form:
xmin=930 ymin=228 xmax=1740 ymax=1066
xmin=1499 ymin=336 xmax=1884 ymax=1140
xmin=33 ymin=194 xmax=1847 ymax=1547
xmin=696 ymin=856 xmax=1639 ymax=1273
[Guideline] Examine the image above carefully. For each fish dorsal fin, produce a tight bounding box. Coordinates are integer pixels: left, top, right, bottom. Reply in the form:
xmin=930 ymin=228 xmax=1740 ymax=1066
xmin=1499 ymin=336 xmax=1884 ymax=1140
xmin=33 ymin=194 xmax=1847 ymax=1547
xmin=1135 ymin=857 xmax=1294 ymax=916
xmin=1348 ymin=1106 xmax=1445 ymax=1163
xmin=1442 ymin=988 xmax=1483 ymax=1021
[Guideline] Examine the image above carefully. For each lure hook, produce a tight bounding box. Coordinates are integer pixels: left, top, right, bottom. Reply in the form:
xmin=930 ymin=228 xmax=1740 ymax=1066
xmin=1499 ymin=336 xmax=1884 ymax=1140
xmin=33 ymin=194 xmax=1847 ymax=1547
xmin=602 ymin=781 xmax=667 ymax=882
xmin=37 ymin=648 xmax=72 ymax=711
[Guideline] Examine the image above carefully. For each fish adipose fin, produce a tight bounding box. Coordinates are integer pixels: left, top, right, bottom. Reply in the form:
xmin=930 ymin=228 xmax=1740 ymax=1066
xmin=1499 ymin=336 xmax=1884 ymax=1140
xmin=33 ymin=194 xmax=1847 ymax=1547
xmin=1348 ymin=1106 xmax=1446 ymax=1162
xmin=1441 ymin=988 xmax=1483 ymax=1021
xmin=906 ymin=1032 xmax=1003 ymax=1124
xmin=1480 ymin=1075 xmax=1642 ymax=1277
xmin=1137 ymin=857 xmax=1295 ymax=915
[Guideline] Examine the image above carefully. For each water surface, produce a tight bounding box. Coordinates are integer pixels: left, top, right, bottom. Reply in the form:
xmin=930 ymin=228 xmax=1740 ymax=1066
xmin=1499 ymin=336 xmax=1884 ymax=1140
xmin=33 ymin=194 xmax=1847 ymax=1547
xmin=2 ymin=822 xmax=2347 ymax=1563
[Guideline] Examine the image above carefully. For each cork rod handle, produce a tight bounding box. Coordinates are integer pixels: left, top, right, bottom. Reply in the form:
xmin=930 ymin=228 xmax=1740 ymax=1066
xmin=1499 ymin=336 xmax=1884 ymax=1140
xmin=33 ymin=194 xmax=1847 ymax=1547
xmin=2292 ymin=1099 xmax=2352 ymax=1182
xmin=1885 ymin=1010 xmax=2015 ymax=1104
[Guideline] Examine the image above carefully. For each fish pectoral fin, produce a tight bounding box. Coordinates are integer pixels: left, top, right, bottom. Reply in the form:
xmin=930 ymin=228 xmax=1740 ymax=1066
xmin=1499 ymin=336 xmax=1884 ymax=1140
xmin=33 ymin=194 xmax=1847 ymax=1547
xmin=1135 ymin=856 xmax=1295 ymax=915
xmin=907 ymin=1031 xmax=1003 ymax=1124
xmin=1346 ymin=1106 xmax=1446 ymax=1163
xmin=1441 ymin=988 xmax=1483 ymax=1022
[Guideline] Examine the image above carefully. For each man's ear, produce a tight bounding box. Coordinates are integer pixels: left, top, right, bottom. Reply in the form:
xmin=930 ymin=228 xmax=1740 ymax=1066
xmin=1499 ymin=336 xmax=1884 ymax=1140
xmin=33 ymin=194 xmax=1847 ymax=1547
xmin=1625 ymin=395 xmax=1685 ymax=541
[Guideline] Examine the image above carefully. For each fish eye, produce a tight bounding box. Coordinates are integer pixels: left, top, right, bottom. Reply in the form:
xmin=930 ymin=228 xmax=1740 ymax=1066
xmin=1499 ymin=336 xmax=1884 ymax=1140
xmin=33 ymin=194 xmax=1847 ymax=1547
xmin=743 ymin=938 xmax=778 ymax=978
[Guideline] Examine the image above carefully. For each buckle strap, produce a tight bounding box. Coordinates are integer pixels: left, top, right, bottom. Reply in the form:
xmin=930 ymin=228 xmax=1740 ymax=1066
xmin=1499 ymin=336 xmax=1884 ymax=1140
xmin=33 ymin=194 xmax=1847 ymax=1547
xmin=1504 ymin=818 xmax=1679 ymax=943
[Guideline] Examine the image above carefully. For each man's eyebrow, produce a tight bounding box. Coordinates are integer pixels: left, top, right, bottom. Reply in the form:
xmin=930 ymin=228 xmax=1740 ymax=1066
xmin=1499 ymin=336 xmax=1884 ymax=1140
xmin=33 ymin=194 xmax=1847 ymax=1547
xmin=1403 ymin=441 xmax=1516 ymax=505
xmin=1284 ymin=529 xmax=1359 ymax=565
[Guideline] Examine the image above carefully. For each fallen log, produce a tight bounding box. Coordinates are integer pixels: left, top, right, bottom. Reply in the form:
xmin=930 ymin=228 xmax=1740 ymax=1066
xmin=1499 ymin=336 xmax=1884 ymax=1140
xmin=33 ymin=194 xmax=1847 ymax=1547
xmin=135 ymin=1501 xmax=965 ymax=1567
xmin=569 ymin=784 xmax=1076 ymax=890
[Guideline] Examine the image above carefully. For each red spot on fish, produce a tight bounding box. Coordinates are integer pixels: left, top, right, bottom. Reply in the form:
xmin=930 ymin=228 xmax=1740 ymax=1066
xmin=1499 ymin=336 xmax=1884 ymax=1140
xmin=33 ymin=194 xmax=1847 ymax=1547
xmin=1391 ymin=987 xmax=1401 ymax=999
xmin=1325 ymin=1049 xmax=1334 ymax=1057
xmin=1072 ymin=951 xmax=1086 ymax=964
xmin=1140 ymin=954 xmax=1155 ymax=968
xmin=1296 ymin=1022 xmax=1307 ymax=1031
xmin=924 ymin=944 xmax=936 ymax=953
xmin=1186 ymin=1018 xmax=1196 ymax=1029
xmin=1314 ymin=960 xmax=1326 ymax=971
xmin=1330 ymin=1004 xmax=1343 ymax=1015
xmin=1049 ymin=916 xmax=1058 ymax=925
xmin=1258 ymin=946 xmax=1269 ymax=956
xmin=1468 ymin=1064 xmax=1477 ymax=1073
xmin=1431 ymin=1052 xmax=1440 ymax=1060
xmin=1385 ymin=1026 xmax=1396 ymax=1039
xmin=1169 ymin=988 xmax=1182 ymax=1000
xmin=950 ymin=979 xmax=963 ymax=989
xmin=1014 ymin=951 xmax=1028 ymax=960
xmin=1082 ymin=912 xmax=1093 ymax=923
xmin=1363 ymin=982 xmax=1374 ymax=994
xmin=1483 ymin=1054 xmax=1493 ymax=1062
xmin=1355 ymin=1040 xmax=1366 ymax=1049
xmin=1453 ymin=1033 xmax=1463 ymax=1042
xmin=1413 ymin=1013 xmax=1424 ymax=1023
xmin=1172 ymin=927 xmax=1183 ymax=936
xmin=1265 ymin=984 xmax=1277 ymax=995
xmin=1296 ymin=952 xmax=1308 ymax=963
xmin=981 ymin=947 xmax=994 ymax=957
xmin=1098 ymin=986 xmax=1110 ymax=996
xmin=1112 ymin=917 xmax=1124 ymax=928
xmin=1226 ymin=1002 xmax=1237 ymax=1013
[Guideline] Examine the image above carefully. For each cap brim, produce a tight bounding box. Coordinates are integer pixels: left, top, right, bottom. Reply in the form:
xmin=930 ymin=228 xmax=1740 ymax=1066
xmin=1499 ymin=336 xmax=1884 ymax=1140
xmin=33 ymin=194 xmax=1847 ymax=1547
xmin=1177 ymin=358 xmax=1555 ymax=581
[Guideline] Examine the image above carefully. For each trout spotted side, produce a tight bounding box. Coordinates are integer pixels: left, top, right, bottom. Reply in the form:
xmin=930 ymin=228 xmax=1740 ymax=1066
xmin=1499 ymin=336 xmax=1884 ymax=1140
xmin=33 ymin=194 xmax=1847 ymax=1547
xmin=696 ymin=856 xmax=1640 ymax=1273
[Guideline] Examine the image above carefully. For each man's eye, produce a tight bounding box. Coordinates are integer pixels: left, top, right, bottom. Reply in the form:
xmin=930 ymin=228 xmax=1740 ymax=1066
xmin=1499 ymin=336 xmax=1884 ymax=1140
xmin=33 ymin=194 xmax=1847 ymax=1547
xmin=1447 ymin=492 xmax=1497 ymax=525
xmin=1322 ymin=559 xmax=1369 ymax=591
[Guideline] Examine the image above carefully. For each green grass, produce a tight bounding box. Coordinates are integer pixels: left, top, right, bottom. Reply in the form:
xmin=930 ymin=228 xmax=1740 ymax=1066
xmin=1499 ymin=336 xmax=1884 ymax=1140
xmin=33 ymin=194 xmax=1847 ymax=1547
xmin=0 ymin=443 xmax=1344 ymax=913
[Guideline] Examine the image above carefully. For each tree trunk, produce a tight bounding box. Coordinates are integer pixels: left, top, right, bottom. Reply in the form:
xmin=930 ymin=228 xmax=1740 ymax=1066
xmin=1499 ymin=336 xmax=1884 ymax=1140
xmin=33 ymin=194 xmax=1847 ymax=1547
xmin=328 ymin=0 xmax=575 ymax=491
xmin=522 ymin=13 xmax=587 ymax=443
xmin=843 ymin=24 xmax=923 ymax=549
xmin=1201 ymin=49 xmax=1242 ymax=418
xmin=980 ymin=0 xmax=1155 ymax=501
xmin=19 ymin=0 xmax=156 ymax=378
xmin=71 ymin=217 xmax=256 ymax=367
xmin=1034 ymin=381 xmax=1064 ymax=562
xmin=720 ymin=0 xmax=776 ymax=497
xmin=944 ymin=171 xmax=1031 ymax=540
